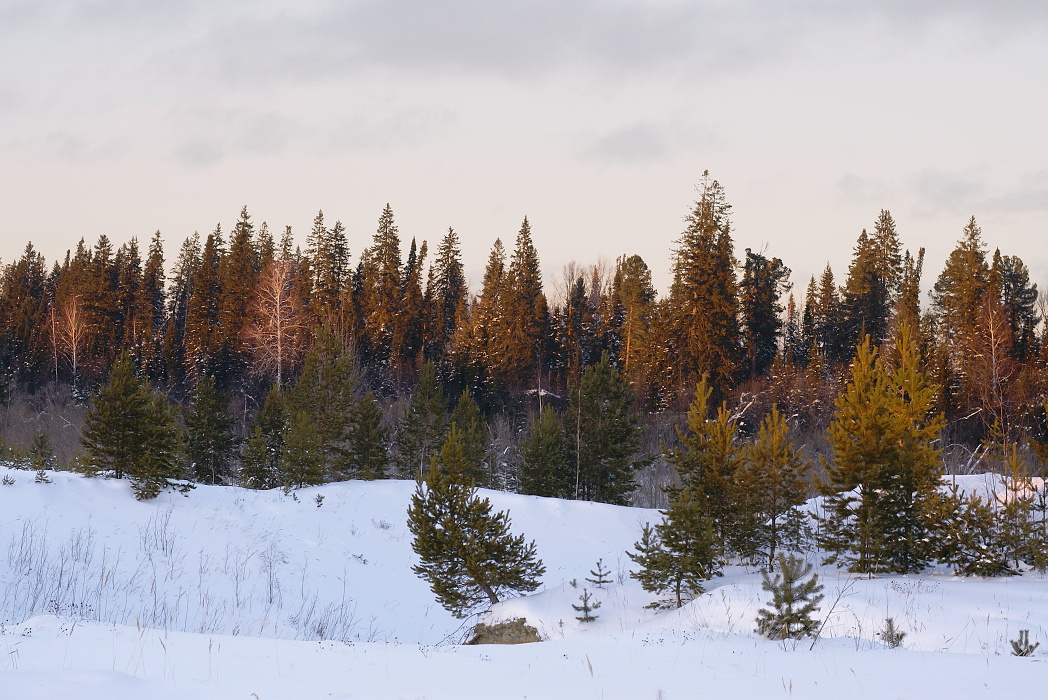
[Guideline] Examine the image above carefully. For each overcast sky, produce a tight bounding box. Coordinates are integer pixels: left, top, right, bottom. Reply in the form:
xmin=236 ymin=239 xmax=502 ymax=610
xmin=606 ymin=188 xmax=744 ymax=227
xmin=2 ymin=0 xmax=1046 ymax=302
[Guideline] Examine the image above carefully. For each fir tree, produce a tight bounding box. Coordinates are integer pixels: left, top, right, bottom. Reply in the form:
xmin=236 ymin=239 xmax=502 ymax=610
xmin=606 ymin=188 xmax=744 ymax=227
xmin=407 ymin=439 xmax=546 ymax=618
xmin=184 ymin=375 xmax=238 ymax=485
xmin=518 ymin=405 xmax=571 ymax=498
xmin=282 ymin=409 xmax=325 ymax=488
xmin=426 ymin=227 xmax=467 ymax=362
xmin=754 ymin=554 xmax=824 ymax=640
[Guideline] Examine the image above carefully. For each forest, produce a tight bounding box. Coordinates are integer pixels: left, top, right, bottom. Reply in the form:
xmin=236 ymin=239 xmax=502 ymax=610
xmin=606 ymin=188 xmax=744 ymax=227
xmin=0 ymin=172 xmax=1044 ymax=521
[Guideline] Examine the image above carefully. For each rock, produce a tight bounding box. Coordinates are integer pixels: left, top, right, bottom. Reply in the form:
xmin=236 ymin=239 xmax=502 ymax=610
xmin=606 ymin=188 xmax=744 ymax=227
xmin=466 ymin=618 xmax=541 ymax=645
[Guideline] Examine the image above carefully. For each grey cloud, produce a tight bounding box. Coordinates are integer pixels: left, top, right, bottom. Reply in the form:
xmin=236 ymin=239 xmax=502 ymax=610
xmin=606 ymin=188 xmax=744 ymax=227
xmin=175 ymin=140 xmax=224 ymax=166
xmin=910 ymin=170 xmax=986 ymax=216
xmin=582 ymin=123 xmax=669 ymax=164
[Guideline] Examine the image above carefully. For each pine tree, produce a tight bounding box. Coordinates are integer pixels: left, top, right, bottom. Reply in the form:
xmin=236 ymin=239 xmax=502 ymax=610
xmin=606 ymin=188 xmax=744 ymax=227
xmin=399 ymin=238 xmax=429 ymax=366
xmin=819 ymin=326 xmax=944 ymax=574
xmin=572 ymin=589 xmax=601 ymax=623
xmin=586 ymin=559 xmax=613 ymax=588
xmin=629 ymin=497 xmax=720 ymax=608
xmin=491 ymin=218 xmax=548 ymax=391
xmin=407 ymin=443 xmax=546 ymax=618
xmin=184 ymin=375 xmax=238 ymax=485
xmin=734 ymin=406 xmax=811 ymax=569
xmin=611 ymin=254 xmax=656 ymax=384
xmin=518 ymin=405 xmax=570 ymax=498
xmin=568 ymin=352 xmax=644 ymax=504
xmin=665 ymin=377 xmax=743 ymax=548
xmin=754 ymin=554 xmax=824 ymax=640
xmin=184 ymin=228 xmax=224 ymax=381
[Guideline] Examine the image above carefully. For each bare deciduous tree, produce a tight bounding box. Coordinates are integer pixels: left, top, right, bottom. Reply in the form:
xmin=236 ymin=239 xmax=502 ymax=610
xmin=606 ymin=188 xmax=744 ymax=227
xmin=243 ymin=259 xmax=307 ymax=387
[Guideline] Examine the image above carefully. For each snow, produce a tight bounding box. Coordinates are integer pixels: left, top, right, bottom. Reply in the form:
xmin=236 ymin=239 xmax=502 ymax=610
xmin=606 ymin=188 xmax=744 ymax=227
xmin=0 ymin=469 xmax=1045 ymax=698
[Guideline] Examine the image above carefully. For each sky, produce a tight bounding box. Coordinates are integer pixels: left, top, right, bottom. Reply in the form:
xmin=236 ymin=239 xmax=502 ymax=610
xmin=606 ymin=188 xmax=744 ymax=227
xmin=2 ymin=0 xmax=1047 ymax=303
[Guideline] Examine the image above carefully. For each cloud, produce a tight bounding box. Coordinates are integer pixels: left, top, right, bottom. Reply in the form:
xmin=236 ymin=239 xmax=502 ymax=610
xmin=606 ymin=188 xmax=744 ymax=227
xmin=582 ymin=123 xmax=669 ymax=164
xmin=175 ymin=140 xmax=224 ymax=166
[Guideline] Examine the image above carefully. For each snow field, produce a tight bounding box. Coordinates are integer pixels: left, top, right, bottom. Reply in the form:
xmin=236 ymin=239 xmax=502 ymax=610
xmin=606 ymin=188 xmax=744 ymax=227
xmin=0 ymin=469 xmax=1045 ymax=698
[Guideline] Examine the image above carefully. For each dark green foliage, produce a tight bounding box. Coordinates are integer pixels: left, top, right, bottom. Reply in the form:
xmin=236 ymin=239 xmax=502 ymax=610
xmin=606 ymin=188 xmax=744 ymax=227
xmin=931 ymin=484 xmax=1012 ymax=576
xmin=184 ymin=375 xmax=238 ymax=485
xmin=739 ymin=249 xmax=791 ymax=379
xmin=1011 ymin=629 xmax=1039 ymax=657
xmin=586 ymin=559 xmax=612 ymax=588
xmin=81 ymin=352 xmax=185 ymax=499
xmin=518 ymin=405 xmax=570 ymax=497
xmin=282 ymin=409 xmax=325 ymax=488
xmin=448 ymin=389 xmax=487 ymax=485
xmin=288 ymin=328 xmax=357 ymax=480
xmin=394 ymin=363 xmax=447 ymax=478
xmin=344 ymin=391 xmax=389 ymax=480
xmin=568 ymin=352 xmax=644 ymax=504
xmin=572 ymin=588 xmax=601 ymax=623
xmin=629 ymin=495 xmax=721 ymax=609
xmin=840 ymin=211 xmax=902 ymax=349
xmin=28 ymin=430 xmax=56 ymax=471
xmin=407 ymin=441 xmax=546 ymax=618
xmin=239 ymin=385 xmax=287 ymax=489
xmin=754 ymin=554 xmax=824 ymax=640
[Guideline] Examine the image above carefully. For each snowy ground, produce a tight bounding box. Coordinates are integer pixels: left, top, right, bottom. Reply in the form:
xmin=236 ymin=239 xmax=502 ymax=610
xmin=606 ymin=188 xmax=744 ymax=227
xmin=0 ymin=470 xmax=1045 ymax=699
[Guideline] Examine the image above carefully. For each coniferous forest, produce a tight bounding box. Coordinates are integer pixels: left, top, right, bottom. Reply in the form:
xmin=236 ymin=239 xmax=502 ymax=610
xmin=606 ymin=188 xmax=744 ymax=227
xmin=3 ymin=172 xmax=1048 ymax=579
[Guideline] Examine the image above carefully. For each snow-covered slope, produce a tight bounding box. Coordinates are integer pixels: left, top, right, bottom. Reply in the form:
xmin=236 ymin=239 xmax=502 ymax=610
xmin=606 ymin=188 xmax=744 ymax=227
xmin=0 ymin=469 xmax=1045 ymax=699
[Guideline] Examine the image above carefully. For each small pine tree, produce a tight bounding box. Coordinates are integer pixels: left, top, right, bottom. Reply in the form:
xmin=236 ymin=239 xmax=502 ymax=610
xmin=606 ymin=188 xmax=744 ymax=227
xmin=878 ymin=618 xmax=906 ymax=648
xmin=407 ymin=442 xmax=545 ymax=618
xmin=28 ymin=430 xmax=56 ymax=476
xmin=572 ymin=588 xmax=601 ymax=623
xmin=1011 ymin=629 xmax=1040 ymax=657
xmin=394 ymin=363 xmax=447 ymax=479
xmin=629 ymin=493 xmax=721 ymax=609
xmin=448 ymin=389 xmax=487 ymax=485
xmin=282 ymin=409 xmax=325 ymax=488
xmin=586 ymin=559 xmax=612 ymax=589
xmin=754 ymin=554 xmax=824 ymax=640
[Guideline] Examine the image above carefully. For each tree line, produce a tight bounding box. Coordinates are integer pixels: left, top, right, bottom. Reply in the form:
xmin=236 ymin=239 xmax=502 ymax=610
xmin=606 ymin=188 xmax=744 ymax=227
xmin=1 ymin=171 xmax=1047 ymax=507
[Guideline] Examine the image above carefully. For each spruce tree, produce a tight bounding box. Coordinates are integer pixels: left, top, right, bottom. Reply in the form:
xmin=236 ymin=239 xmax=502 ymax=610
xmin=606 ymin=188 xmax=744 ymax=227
xmin=426 ymin=227 xmax=467 ymax=362
xmin=184 ymin=375 xmax=238 ymax=485
xmin=282 ymin=409 xmax=325 ymax=488
xmin=568 ymin=352 xmax=643 ymax=504
xmin=393 ymin=363 xmax=447 ymax=478
xmin=344 ymin=390 xmax=390 ymax=480
xmin=739 ymin=249 xmax=791 ymax=380
xmin=518 ymin=405 xmax=570 ymax=497
xmin=667 ymin=171 xmax=740 ymax=396
xmin=239 ymin=384 xmax=287 ymax=489
xmin=407 ymin=436 xmax=546 ymax=617
xmin=81 ymin=351 xmax=152 ymax=481
xmin=447 ymin=389 xmax=487 ymax=485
